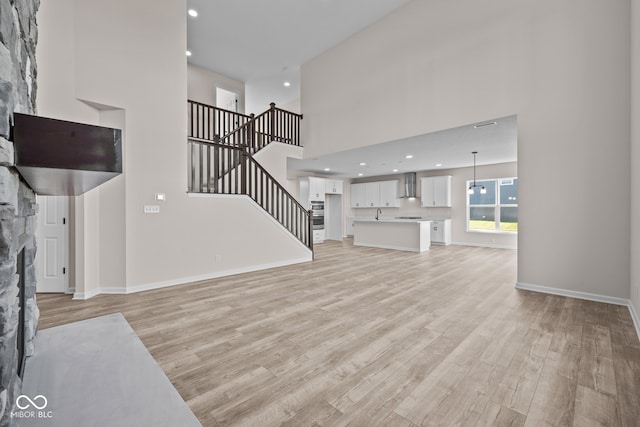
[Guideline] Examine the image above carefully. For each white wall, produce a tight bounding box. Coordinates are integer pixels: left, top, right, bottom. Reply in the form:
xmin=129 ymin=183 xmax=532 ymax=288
xmin=188 ymin=63 xmax=245 ymax=113
xmin=279 ymin=98 xmax=301 ymax=115
xmin=631 ymin=0 xmax=640 ymax=319
xmin=37 ymin=0 xmax=310 ymax=297
xmin=302 ymin=0 xmax=631 ymax=300
xmin=349 ymin=162 xmax=518 ymax=249
xmin=253 ymin=142 xmax=303 ymax=198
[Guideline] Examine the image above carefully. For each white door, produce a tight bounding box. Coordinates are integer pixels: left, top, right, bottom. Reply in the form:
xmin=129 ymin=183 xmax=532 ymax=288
xmin=325 ymin=194 xmax=343 ymax=240
xmin=35 ymin=196 xmax=69 ymax=293
xmin=216 ymin=87 xmax=239 ymax=112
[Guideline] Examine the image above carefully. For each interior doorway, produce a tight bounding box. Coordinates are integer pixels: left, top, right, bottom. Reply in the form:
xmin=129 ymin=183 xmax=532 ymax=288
xmin=216 ymin=87 xmax=239 ymax=112
xmin=35 ymin=195 xmax=69 ymax=293
xmin=325 ymin=194 xmax=343 ymax=241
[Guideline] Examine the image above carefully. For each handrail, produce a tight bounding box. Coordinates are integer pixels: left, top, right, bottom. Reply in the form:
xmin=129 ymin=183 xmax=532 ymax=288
xmin=187 ymin=137 xmax=313 ymax=251
xmin=217 ymin=115 xmax=254 ymax=146
xmin=188 ymin=100 xmax=303 ymax=151
xmin=272 ymin=105 xmax=303 ymax=120
xmin=187 ymin=99 xmax=251 ymax=119
xmin=188 ymin=100 xmax=252 ymax=142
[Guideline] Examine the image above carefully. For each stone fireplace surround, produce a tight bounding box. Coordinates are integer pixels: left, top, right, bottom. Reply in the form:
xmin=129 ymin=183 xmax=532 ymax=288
xmin=0 ymin=0 xmax=40 ymax=426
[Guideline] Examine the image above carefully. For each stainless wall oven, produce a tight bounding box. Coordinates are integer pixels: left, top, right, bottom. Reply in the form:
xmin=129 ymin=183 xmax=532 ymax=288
xmin=310 ymin=201 xmax=324 ymax=230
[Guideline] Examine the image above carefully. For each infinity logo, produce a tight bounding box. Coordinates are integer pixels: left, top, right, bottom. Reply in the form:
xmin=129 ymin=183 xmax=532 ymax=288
xmin=16 ymin=395 xmax=48 ymax=410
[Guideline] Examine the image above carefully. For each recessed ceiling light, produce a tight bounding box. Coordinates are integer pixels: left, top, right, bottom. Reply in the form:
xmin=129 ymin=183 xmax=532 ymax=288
xmin=324 ymin=168 xmax=331 ymax=171
xmin=405 ymin=155 xmax=413 ymax=159
xmin=284 ymin=81 xmax=291 ymax=87
xmin=186 ymin=50 xmax=192 ymax=56
xmin=358 ymin=173 xmax=363 ymax=177
xmin=474 ymin=121 xmax=497 ymax=128
xmin=188 ymin=9 xmax=198 ymax=17
xmin=435 ymin=163 xmax=443 ymax=167
xmin=393 ymin=169 xmax=399 ymax=172
xmin=359 ymin=162 xmax=366 ymax=166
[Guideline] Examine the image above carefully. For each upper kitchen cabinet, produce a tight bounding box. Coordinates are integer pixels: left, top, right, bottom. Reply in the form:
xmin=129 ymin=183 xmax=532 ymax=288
xmin=365 ymin=182 xmax=381 ymax=207
xmin=351 ymin=180 xmax=399 ymax=208
xmin=379 ymin=180 xmax=400 ymax=207
xmin=351 ymin=183 xmax=366 ymax=208
xmin=421 ymin=176 xmax=452 ymax=207
xmin=325 ymin=179 xmax=343 ymax=194
xmin=299 ymin=177 xmax=327 ymax=202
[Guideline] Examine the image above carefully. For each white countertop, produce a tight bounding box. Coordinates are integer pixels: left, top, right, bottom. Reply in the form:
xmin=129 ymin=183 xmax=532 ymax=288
xmin=352 ymin=218 xmax=431 ymax=223
xmin=349 ymin=217 xmax=450 ymax=223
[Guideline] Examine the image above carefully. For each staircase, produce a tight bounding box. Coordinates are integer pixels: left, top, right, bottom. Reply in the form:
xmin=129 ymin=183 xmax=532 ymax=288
xmin=187 ymin=100 xmax=312 ymax=252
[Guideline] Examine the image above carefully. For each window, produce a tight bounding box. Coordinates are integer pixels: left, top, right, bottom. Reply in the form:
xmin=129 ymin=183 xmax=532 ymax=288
xmin=467 ymin=178 xmax=518 ymax=233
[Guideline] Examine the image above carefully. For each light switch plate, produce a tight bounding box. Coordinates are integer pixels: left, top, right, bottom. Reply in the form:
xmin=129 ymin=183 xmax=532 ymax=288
xmin=144 ymin=205 xmax=160 ymax=214
xmin=155 ymin=193 xmax=166 ymax=201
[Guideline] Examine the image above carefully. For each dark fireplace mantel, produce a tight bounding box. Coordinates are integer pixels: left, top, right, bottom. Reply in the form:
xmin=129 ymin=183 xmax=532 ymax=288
xmin=12 ymin=113 xmax=122 ymax=196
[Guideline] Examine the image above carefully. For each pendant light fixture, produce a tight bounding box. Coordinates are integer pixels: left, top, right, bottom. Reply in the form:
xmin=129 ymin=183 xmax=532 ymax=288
xmin=468 ymin=151 xmax=486 ymax=195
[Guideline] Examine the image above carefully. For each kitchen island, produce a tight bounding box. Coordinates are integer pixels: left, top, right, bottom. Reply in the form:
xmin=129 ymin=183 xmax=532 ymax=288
xmin=352 ymin=219 xmax=431 ymax=252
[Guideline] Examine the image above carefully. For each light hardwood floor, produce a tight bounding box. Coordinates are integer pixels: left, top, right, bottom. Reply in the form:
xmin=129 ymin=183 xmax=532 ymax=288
xmin=37 ymin=240 xmax=640 ymax=426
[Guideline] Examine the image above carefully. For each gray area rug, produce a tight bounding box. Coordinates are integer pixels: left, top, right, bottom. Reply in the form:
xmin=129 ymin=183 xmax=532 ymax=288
xmin=18 ymin=313 xmax=201 ymax=427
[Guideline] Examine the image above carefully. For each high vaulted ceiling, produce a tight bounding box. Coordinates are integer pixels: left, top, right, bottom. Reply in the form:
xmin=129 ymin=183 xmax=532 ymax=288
xmin=186 ymin=1 xmax=518 ymax=178
xmin=186 ymin=0 xmax=413 ymax=111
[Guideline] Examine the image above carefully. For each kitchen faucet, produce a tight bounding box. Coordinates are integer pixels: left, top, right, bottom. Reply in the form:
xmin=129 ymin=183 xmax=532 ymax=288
xmin=376 ymin=208 xmax=382 ymax=221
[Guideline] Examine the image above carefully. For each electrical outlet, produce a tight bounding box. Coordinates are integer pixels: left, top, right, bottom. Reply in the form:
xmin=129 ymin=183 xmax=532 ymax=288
xmin=143 ymin=205 xmax=160 ymax=214
xmin=214 ymin=254 xmax=221 ymax=263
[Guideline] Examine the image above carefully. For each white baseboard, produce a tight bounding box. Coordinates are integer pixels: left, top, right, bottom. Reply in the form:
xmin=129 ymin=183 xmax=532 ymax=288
xmin=452 ymin=241 xmax=517 ymax=250
xmin=516 ymin=282 xmax=640 ymax=342
xmin=73 ymin=288 xmax=100 ymax=300
xmin=629 ymin=301 xmax=640 ymax=342
xmin=515 ymin=282 xmax=630 ymax=306
xmin=71 ymin=256 xmax=312 ymax=300
xmin=353 ymin=242 xmax=428 ymax=253
xmin=126 ymin=256 xmax=312 ymax=294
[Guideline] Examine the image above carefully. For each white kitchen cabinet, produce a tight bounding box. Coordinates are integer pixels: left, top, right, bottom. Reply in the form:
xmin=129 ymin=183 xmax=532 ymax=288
xmin=325 ymin=179 xmax=343 ymax=194
xmin=299 ymin=177 xmax=326 ymax=203
xmin=350 ymin=183 xmax=367 ymax=208
xmin=313 ymin=229 xmax=325 ymax=244
xmin=379 ymin=180 xmax=400 ymax=207
xmin=365 ymin=182 xmax=380 ymax=208
xmin=421 ymin=176 xmax=452 ymax=207
xmin=309 ymin=177 xmax=326 ymax=201
xmin=346 ymin=217 xmax=356 ymax=236
xmin=430 ymin=219 xmax=452 ymax=245
xmin=351 ymin=180 xmax=399 ymax=208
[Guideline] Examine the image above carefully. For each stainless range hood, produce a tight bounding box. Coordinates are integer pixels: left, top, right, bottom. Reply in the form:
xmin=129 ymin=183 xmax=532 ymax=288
xmin=402 ymin=172 xmax=417 ymax=198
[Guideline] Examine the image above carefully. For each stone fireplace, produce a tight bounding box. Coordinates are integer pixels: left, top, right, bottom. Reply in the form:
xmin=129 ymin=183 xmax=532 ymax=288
xmin=0 ymin=0 xmax=40 ymax=426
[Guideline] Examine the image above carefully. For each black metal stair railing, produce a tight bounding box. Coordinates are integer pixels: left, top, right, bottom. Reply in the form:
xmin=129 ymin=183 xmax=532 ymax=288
xmin=188 ymin=100 xmax=251 ymax=142
xmin=187 ymin=100 xmax=303 ymax=151
xmin=187 ymin=138 xmax=313 ymax=252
